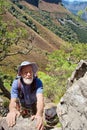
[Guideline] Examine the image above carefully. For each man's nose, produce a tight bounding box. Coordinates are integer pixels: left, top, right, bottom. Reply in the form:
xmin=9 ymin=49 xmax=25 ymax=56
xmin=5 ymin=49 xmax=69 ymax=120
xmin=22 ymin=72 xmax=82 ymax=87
xmin=27 ymin=72 xmax=31 ymax=76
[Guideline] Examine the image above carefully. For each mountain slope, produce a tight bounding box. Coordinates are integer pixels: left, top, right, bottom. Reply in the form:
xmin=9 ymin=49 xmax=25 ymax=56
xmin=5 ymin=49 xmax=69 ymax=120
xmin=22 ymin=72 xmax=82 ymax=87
xmin=19 ymin=0 xmax=87 ymax=43
xmin=1 ymin=0 xmax=87 ymax=75
xmin=1 ymin=0 xmax=66 ymax=74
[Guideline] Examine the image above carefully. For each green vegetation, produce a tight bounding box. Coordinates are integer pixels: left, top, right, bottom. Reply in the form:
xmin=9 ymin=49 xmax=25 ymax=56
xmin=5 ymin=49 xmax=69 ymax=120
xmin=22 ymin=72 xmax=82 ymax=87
xmin=77 ymin=10 xmax=83 ymax=17
xmin=1 ymin=42 xmax=87 ymax=103
xmin=9 ymin=5 xmax=38 ymax=33
xmin=67 ymin=22 xmax=87 ymax=43
xmin=39 ymin=43 xmax=87 ymax=102
xmin=0 ymin=19 xmax=27 ymax=62
xmin=0 ymin=0 xmax=9 ymax=13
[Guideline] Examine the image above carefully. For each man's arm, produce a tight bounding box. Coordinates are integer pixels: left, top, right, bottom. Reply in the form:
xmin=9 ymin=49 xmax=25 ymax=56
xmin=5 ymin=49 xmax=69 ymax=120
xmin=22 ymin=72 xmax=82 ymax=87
xmin=36 ymin=93 xmax=44 ymax=117
xmin=34 ymin=93 xmax=44 ymax=130
xmin=31 ymin=93 xmax=44 ymax=130
xmin=9 ymin=98 xmax=18 ymax=112
xmin=6 ymin=98 xmax=20 ymax=127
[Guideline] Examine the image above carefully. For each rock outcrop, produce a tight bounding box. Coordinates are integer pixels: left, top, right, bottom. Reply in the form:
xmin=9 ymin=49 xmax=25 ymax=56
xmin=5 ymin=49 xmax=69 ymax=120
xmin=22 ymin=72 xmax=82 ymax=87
xmin=0 ymin=101 xmax=60 ymax=130
xmin=57 ymin=60 xmax=87 ymax=130
xmin=0 ymin=116 xmax=37 ymax=130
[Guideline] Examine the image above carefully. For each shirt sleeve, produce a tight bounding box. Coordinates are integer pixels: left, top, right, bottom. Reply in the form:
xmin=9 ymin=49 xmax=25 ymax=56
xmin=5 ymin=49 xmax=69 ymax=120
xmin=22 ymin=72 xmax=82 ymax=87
xmin=36 ymin=78 xmax=43 ymax=94
xmin=11 ymin=79 xmax=18 ymax=98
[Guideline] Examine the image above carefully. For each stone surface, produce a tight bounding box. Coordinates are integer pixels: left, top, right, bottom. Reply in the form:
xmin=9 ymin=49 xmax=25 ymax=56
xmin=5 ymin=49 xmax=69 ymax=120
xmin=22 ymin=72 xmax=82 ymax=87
xmin=0 ymin=101 xmax=59 ymax=130
xmin=0 ymin=116 xmax=37 ymax=130
xmin=57 ymin=60 xmax=87 ymax=130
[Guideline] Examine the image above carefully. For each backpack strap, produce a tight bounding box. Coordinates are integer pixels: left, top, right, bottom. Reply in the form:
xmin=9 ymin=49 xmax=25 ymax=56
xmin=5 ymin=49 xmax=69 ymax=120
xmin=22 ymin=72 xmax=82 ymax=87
xmin=18 ymin=78 xmax=21 ymax=92
xmin=17 ymin=78 xmax=24 ymax=99
xmin=30 ymin=77 xmax=37 ymax=93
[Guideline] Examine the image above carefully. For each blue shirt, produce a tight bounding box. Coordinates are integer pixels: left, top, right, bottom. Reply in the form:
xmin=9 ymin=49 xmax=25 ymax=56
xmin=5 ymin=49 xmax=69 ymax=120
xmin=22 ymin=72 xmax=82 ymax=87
xmin=11 ymin=77 xmax=43 ymax=106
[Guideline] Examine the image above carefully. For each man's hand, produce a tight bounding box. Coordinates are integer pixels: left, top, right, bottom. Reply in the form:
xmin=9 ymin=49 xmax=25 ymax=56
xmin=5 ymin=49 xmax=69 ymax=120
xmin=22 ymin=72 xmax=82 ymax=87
xmin=6 ymin=110 xmax=20 ymax=127
xmin=31 ymin=115 xmax=44 ymax=130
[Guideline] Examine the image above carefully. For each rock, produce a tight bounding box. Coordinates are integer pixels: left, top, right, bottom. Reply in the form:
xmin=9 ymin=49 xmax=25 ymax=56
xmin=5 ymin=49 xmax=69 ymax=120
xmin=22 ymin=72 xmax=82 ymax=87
xmin=44 ymin=102 xmax=59 ymax=127
xmin=57 ymin=60 xmax=87 ymax=130
xmin=50 ymin=127 xmax=62 ymax=130
xmin=0 ymin=116 xmax=37 ymax=130
xmin=67 ymin=60 xmax=87 ymax=88
xmin=0 ymin=98 xmax=3 ymax=103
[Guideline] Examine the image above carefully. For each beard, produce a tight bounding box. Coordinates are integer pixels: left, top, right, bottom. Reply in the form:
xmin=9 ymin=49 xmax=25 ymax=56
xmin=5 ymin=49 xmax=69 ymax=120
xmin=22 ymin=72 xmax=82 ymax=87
xmin=23 ymin=77 xmax=33 ymax=85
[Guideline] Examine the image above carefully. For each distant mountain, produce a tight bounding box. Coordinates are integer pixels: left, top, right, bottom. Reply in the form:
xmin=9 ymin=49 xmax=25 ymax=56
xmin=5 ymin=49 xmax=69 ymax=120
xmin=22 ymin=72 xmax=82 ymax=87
xmin=62 ymin=0 xmax=87 ymax=21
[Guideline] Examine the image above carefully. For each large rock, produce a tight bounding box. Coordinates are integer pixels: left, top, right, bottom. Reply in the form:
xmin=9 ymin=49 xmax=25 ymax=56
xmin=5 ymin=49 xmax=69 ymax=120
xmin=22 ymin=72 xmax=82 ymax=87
xmin=0 ymin=116 xmax=62 ymax=130
xmin=0 ymin=116 xmax=37 ymax=130
xmin=57 ymin=60 xmax=87 ymax=130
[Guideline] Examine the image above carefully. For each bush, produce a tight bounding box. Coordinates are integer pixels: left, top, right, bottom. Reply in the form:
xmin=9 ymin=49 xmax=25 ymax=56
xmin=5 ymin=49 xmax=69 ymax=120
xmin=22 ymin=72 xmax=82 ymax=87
xmin=43 ymin=43 xmax=87 ymax=102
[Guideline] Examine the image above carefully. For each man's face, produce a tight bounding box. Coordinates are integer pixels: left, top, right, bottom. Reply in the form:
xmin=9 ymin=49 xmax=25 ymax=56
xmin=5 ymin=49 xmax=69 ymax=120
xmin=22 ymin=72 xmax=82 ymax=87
xmin=21 ymin=65 xmax=33 ymax=85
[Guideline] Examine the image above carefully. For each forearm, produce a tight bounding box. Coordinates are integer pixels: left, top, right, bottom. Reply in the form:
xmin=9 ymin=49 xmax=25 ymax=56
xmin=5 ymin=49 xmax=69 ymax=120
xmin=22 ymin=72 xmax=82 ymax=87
xmin=36 ymin=94 xmax=44 ymax=116
xmin=31 ymin=94 xmax=44 ymax=130
xmin=7 ymin=99 xmax=20 ymax=127
xmin=9 ymin=99 xmax=18 ymax=112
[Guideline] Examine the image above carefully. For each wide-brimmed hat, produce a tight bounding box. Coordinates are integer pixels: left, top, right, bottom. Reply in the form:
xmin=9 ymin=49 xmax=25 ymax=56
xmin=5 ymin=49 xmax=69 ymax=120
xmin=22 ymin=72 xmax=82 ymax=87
xmin=18 ymin=61 xmax=38 ymax=75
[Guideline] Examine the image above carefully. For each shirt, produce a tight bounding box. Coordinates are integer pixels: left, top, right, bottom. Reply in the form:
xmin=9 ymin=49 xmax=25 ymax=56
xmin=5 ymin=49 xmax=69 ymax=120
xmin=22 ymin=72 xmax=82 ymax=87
xmin=11 ymin=77 xmax=43 ymax=106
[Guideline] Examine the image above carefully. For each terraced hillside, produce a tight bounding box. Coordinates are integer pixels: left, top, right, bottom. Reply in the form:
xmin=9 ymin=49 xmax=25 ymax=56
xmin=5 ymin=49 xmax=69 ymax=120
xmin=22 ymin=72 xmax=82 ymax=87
xmin=11 ymin=0 xmax=87 ymax=43
xmin=1 ymin=0 xmax=66 ymax=74
xmin=1 ymin=0 xmax=87 ymax=75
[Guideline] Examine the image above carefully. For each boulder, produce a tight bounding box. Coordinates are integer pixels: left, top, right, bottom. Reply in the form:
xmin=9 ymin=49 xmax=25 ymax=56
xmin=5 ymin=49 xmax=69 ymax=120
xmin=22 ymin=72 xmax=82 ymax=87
xmin=57 ymin=60 xmax=87 ymax=130
xmin=0 ymin=116 xmax=61 ymax=130
xmin=0 ymin=116 xmax=37 ymax=130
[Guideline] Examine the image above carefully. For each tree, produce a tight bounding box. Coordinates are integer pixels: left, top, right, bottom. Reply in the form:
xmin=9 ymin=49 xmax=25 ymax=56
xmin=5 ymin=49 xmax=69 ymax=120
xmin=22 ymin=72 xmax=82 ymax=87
xmin=0 ymin=21 xmax=35 ymax=98
xmin=0 ymin=21 xmax=35 ymax=61
xmin=77 ymin=10 xmax=83 ymax=18
xmin=0 ymin=0 xmax=35 ymax=99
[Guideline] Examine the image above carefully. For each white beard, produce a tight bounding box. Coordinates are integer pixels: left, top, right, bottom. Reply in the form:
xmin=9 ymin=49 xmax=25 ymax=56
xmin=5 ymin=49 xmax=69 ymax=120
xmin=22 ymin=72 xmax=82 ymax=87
xmin=23 ymin=78 xmax=33 ymax=85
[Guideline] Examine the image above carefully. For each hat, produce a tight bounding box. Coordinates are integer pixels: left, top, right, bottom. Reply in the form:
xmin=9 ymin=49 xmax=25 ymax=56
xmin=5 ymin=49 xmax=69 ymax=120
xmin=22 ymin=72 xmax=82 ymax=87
xmin=18 ymin=61 xmax=38 ymax=75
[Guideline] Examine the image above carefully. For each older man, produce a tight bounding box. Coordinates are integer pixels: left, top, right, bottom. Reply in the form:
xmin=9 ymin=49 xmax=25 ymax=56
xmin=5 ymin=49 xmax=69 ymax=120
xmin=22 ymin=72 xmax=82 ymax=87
xmin=6 ymin=61 xmax=44 ymax=130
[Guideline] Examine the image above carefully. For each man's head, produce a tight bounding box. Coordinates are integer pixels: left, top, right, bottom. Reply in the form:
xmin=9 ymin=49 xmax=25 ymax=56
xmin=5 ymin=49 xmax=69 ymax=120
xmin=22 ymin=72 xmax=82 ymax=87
xmin=18 ymin=61 xmax=38 ymax=85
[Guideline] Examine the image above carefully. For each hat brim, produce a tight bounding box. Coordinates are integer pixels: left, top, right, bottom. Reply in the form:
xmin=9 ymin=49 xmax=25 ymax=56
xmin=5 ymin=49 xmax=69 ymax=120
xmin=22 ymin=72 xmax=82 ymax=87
xmin=18 ymin=62 xmax=38 ymax=75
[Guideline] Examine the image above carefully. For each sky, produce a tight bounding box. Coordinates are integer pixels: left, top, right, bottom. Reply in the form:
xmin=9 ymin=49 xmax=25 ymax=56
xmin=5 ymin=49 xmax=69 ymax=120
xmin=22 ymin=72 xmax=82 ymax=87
xmin=63 ymin=0 xmax=87 ymax=2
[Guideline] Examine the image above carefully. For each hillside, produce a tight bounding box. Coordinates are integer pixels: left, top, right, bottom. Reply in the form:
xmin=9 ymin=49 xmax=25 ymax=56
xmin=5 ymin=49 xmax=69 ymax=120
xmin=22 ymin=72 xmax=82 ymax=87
xmin=1 ymin=0 xmax=66 ymax=75
xmin=1 ymin=0 xmax=87 ymax=75
xmin=17 ymin=0 xmax=87 ymax=44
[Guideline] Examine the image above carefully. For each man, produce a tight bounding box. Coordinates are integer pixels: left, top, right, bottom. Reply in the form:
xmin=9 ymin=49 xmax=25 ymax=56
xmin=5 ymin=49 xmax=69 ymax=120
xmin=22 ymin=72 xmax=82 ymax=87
xmin=6 ymin=61 xmax=44 ymax=130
